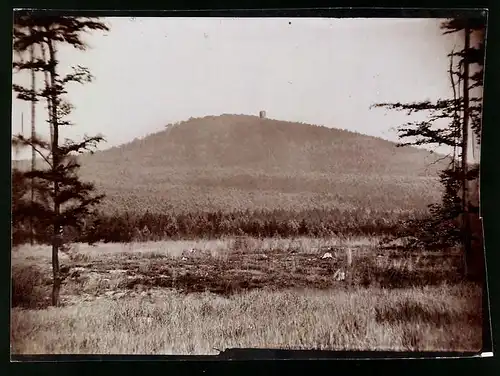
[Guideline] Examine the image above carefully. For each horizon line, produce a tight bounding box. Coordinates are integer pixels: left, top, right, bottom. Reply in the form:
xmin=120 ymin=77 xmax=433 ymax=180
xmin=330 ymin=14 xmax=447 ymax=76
xmin=11 ymin=112 xmax=449 ymax=162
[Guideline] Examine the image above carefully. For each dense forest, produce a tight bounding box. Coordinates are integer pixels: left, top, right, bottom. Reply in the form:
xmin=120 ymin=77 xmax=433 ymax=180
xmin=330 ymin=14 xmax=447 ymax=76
xmin=12 ymin=115 xmax=447 ymax=245
xmin=14 ymin=114 xmax=446 ymax=215
xmin=13 ymin=207 xmax=426 ymax=245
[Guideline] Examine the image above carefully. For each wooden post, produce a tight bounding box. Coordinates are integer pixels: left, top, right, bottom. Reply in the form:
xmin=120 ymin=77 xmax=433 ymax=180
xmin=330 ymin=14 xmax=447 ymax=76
xmin=346 ymin=247 xmax=353 ymax=285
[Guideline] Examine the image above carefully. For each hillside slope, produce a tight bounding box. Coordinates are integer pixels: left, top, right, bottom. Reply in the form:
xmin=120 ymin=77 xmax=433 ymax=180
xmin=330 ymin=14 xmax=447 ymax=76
xmin=16 ymin=115 xmax=447 ymax=213
xmin=85 ymin=114 xmax=444 ymax=175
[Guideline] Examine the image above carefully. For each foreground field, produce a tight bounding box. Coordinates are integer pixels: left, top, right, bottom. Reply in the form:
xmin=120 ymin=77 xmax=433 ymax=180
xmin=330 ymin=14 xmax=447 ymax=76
xmin=11 ymin=237 xmax=482 ymax=354
xmin=11 ymin=285 xmax=481 ymax=354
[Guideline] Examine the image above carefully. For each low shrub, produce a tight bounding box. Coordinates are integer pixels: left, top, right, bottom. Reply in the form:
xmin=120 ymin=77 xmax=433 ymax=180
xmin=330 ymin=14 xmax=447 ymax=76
xmin=11 ymin=264 xmax=50 ymax=309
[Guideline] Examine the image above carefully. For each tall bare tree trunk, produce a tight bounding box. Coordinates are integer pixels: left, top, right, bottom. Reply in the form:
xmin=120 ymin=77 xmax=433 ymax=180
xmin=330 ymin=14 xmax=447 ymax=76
xmin=462 ymin=25 xmax=472 ymax=279
xmin=47 ymin=39 xmax=61 ymax=306
xmin=40 ymin=42 xmax=54 ymax=145
xmin=30 ymin=43 xmax=36 ymax=246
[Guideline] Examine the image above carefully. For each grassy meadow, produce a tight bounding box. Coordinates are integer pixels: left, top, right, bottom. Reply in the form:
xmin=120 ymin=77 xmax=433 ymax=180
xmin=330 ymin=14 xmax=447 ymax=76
xmin=10 ymin=237 xmax=482 ymax=355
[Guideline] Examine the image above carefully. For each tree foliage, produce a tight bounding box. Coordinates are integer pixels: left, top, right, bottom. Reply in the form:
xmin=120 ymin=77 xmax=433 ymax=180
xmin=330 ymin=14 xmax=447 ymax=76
xmin=32 ymin=208 xmax=423 ymax=244
xmin=372 ymin=16 xmax=486 ymax=279
xmin=12 ymin=12 xmax=109 ymax=305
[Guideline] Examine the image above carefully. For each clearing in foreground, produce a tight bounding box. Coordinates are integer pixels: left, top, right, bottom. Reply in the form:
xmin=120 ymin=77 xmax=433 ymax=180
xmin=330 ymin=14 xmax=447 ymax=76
xmin=11 ymin=237 xmax=482 ymax=355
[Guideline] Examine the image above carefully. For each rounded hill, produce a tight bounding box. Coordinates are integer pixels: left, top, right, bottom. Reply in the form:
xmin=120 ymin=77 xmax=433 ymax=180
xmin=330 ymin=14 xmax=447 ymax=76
xmin=58 ymin=114 xmax=445 ymax=213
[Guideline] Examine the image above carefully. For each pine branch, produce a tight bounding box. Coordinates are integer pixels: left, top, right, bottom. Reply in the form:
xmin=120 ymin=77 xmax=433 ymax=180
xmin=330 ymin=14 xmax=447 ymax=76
xmin=60 ymin=194 xmax=105 ymax=228
xmin=55 ymin=100 xmax=74 ymax=119
xmin=448 ymin=48 xmax=485 ymax=67
xmin=429 ymin=153 xmax=454 ymax=168
xmin=441 ymin=17 xmax=486 ymax=34
xmin=12 ymin=198 xmax=53 ymax=224
xmin=12 ymin=29 xmax=47 ymax=53
xmin=40 ymin=82 xmax=67 ymax=99
xmin=397 ymin=121 xmax=460 ymax=147
xmin=55 ymin=178 xmax=97 ymax=205
xmin=12 ymin=58 xmax=53 ymax=72
xmin=13 ymin=16 xmax=109 ymax=52
xmin=57 ymin=156 xmax=80 ymax=173
xmin=24 ymin=169 xmax=58 ymax=184
xmin=60 ymin=66 xmax=93 ymax=85
xmin=59 ymin=135 xmax=105 ymax=156
xmin=12 ymin=134 xmax=53 ymax=168
xmin=12 ymin=84 xmax=39 ymax=102
xmin=371 ymin=99 xmax=458 ymax=115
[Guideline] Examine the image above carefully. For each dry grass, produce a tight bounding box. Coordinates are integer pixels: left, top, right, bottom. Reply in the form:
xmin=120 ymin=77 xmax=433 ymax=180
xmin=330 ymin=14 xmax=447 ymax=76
xmin=10 ymin=237 xmax=482 ymax=355
xmin=11 ymin=236 xmax=379 ymax=262
xmin=11 ymin=285 xmax=482 ymax=355
xmin=11 ymin=236 xmax=464 ymax=296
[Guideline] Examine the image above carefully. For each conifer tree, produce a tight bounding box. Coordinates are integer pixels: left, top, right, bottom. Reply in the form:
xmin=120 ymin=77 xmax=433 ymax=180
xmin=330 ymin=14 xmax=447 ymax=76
xmin=12 ymin=13 xmax=109 ymax=305
xmin=372 ymin=16 xmax=486 ymax=280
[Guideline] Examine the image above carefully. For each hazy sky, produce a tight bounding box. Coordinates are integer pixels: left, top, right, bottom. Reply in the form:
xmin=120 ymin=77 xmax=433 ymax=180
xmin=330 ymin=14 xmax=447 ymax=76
xmin=12 ymin=17 xmax=464 ymax=160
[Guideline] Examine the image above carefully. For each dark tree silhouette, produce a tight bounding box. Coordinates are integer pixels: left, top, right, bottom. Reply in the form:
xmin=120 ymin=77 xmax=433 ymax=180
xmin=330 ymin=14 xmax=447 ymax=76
xmin=12 ymin=13 xmax=109 ymax=305
xmin=372 ymin=16 xmax=486 ymax=280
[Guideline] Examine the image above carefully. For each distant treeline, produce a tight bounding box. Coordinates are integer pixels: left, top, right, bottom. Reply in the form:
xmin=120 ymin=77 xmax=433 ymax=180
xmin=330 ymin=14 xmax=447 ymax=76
xmin=13 ymin=208 xmax=426 ymax=245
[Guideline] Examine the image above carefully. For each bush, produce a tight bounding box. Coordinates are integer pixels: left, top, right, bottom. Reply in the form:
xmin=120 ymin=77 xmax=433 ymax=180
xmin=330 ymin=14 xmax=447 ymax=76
xmin=11 ymin=265 xmax=50 ymax=309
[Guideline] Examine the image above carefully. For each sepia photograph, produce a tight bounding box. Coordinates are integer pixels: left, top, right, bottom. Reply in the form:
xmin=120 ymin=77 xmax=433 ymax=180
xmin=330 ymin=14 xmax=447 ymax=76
xmin=10 ymin=10 xmax=489 ymax=356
